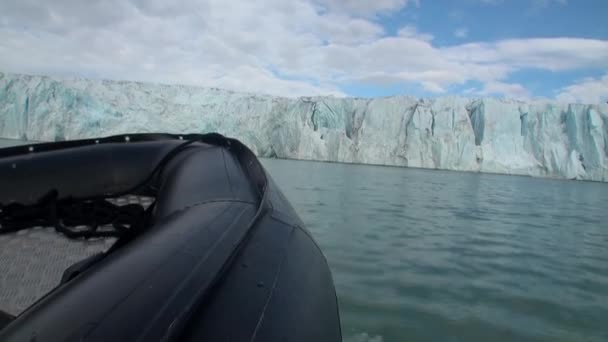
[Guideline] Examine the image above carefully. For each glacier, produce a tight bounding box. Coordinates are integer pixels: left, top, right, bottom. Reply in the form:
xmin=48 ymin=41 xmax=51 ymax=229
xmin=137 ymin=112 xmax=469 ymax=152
xmin=1 ymin=72 xmax=607 ymax=181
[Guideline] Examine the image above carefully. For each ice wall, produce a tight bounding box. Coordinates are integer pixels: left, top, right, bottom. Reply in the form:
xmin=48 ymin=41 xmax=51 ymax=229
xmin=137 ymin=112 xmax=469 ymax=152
xmin=1 ymin=72 xmax=607 ymax=181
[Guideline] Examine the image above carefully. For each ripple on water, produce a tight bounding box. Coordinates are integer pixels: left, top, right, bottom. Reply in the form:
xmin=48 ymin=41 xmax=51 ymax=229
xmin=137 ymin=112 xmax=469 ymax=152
xmin=261 ymin=158 xmax=608 ymax=342
xmin=451 ymin=210 xmax=493 ymax=222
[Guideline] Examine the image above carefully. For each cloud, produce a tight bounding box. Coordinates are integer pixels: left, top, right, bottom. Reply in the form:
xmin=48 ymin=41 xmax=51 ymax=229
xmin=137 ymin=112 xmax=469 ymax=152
xmin=442 ymin=38 xmax=608 ymax=71
xmin=556 ymin=74 xmax=608 ymax=104
xmin=0 ymin=0 xmax=605 ymax=100
xmin=0 ymin=0 xmax=352 ymax=96
xmin=315 ymin=0 xmax=419 ymax=16
xmin=454 ymin=28 xmax=468 ymax=39
xmin=478 ymin=81 xmax=530 ymax=99
xmin=397 ymin=25 xmax=434 ymax=41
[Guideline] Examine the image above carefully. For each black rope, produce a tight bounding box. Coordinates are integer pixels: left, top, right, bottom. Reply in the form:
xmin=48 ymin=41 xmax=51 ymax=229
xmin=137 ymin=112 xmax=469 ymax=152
xmin=0 ymin=137 xmax=203 ymax=240
xmin=0 ymin=189 xmax=147 ymax=239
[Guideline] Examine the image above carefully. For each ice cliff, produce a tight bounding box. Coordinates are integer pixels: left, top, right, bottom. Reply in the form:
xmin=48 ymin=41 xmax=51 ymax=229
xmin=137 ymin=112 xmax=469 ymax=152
xmin=1 ymin=72 xmax=607 ymax=181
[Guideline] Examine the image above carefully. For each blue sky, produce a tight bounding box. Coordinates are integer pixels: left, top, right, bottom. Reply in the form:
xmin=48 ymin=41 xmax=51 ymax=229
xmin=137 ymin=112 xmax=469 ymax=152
xmin=344 ymin=0 xmax=608 ymax=100
xmin=0 ymin=0 xmax=607 ymax=102
xmin=406 ymin=1 xmax=607 ymax=43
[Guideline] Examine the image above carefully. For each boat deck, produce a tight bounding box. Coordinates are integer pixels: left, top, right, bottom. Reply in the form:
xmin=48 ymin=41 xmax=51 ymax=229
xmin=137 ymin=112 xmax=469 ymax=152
xmin=0 ymin=195 xmax=152 ymax=316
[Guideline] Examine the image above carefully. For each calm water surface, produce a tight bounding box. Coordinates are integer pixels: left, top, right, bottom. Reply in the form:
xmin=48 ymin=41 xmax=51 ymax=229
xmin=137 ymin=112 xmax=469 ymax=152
xmin=262 ymin=158 xmax=608 ymax=342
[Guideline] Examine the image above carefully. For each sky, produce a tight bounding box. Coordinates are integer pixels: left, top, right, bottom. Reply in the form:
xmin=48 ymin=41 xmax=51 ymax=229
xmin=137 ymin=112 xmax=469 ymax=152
xmin=0 ymin=0 xmax=606 ymax=102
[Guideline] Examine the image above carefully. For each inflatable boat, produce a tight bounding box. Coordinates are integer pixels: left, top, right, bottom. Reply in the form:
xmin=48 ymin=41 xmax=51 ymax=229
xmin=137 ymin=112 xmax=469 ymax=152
xmin=0 ymin=133 xmax=341 ymax=341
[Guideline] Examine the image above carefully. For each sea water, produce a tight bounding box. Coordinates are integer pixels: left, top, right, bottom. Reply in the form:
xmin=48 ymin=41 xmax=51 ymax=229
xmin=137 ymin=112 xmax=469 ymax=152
xmin=263 ymin=158 xmax=608 ymax=342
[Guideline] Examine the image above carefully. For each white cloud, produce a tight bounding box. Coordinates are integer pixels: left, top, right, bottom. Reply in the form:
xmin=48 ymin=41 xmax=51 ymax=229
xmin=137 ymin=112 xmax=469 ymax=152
xmin=0 ymin=0 xmax=605 ymax=100
xmin=454 ymin=28 xmax=468 ymax=39
xmin=478 ymin=81 xmax=531 ymax=99
xmin=0 ymin=0 xmax=352 ymax=96
xmin=317 ymin=14 xmax=386 ymax=44
xmin=556 ymin=74 xmax=608 ymax=104
xmin=315 ymin=0 xmax=419 ymax=16
xmin=442 ymin=38 xmax=608 ymax=71
xmin=397 ymin=25 xmax=434 ymax=41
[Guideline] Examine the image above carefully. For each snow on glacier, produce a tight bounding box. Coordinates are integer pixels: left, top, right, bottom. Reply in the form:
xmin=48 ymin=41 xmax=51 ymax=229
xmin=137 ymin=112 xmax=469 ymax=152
xmin=1 ymin=72 xmax=607 ymax=181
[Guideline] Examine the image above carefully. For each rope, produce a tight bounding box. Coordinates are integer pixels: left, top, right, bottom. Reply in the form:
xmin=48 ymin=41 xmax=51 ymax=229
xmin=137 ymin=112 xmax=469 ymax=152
xmin=0 ymin=189 xmax=147 ymax=239
xmin=0 ymin=137 xmax=202 ymax=240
